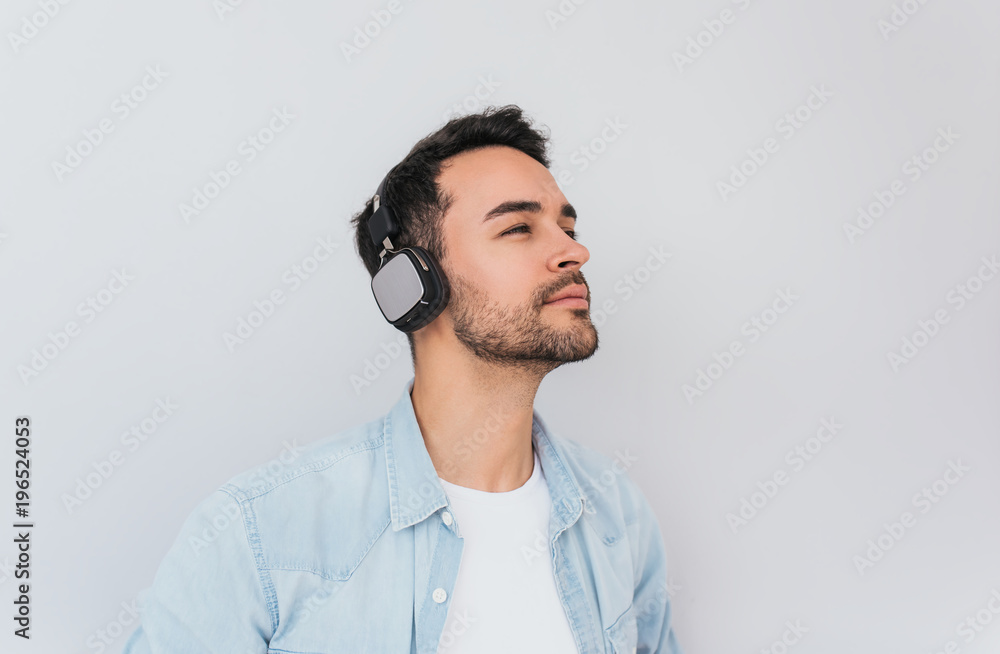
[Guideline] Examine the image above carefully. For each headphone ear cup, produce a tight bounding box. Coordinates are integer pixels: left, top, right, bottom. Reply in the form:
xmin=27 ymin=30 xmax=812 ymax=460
xmin=370 ymin=246 xmax=450 ymax=333
xmin=401 ymin=245 xmax=450 ymax=332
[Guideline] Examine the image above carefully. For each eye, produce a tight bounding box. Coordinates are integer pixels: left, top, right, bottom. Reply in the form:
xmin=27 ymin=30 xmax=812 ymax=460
xmin=500 ymin=225 xmax=578 ymax=240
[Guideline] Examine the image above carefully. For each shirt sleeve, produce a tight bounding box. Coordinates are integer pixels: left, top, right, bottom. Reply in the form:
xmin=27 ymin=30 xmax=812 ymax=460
xmin=628 ymin=483 xmax=684 ymax=654
xmin=122 ymin=488 xmax=276 ymax=654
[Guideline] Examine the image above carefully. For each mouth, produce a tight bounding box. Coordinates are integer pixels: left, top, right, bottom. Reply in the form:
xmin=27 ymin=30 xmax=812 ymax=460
xmin=543 ymin=284 xmax=589 ymax=308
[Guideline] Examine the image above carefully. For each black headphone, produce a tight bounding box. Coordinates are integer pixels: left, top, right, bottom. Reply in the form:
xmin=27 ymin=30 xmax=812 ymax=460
xmin=367 ymin=166 xmax=451 ymax=333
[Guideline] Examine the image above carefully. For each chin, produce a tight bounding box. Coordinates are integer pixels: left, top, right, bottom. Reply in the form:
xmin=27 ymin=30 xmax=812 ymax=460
xmin=551 ymin=324 xmax=599 ymax=362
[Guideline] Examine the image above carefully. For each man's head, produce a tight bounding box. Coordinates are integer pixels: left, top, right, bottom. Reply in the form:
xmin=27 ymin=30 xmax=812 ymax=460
xmin=350 ymin=105 xmax=598 ymax=373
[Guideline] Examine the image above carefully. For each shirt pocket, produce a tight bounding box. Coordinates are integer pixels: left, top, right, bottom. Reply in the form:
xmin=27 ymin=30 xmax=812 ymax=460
xmin=604 ymin=602 xmax=638 ymax=654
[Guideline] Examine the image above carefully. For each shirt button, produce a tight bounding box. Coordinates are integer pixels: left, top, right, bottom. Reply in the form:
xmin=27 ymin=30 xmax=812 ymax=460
xmin=432 ymin=588 xmax=447 ymax=603
xmin=441 ymin=510 xmax=453 ymax=526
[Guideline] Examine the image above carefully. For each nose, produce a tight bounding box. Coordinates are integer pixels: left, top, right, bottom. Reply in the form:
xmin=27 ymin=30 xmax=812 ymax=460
xmin=549 ymin=229 xmax=590 ymax=272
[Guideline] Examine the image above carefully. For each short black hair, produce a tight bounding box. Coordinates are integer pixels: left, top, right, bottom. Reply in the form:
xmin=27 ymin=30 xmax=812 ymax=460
xmin=350 ymin=104 xmax=552 ymax=358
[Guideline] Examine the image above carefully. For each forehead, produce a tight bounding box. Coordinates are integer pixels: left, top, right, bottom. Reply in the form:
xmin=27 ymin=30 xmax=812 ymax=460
xmin=436 ymin=146 xmax=565 ymax=215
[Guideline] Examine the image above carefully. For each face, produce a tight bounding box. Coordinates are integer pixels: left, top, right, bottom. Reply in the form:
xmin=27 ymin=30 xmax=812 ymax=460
xmin=432 ymin=145 xmax=599 ymax=368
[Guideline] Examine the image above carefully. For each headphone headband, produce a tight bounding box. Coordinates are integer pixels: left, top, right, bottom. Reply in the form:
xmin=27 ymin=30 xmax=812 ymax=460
xmin=374 ymin=167 xmax=390 ymax=205
xmin=368 ymin=166 xmax=400 ymax=258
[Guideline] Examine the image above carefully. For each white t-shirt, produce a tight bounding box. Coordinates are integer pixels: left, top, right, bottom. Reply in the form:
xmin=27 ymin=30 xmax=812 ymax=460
xmin=435 ymin=449 xmax=580 ymax=654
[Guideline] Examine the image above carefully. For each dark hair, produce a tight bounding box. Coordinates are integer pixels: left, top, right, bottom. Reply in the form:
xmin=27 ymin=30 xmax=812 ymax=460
xmin=349 ymin=104 xmax=552 ymax=357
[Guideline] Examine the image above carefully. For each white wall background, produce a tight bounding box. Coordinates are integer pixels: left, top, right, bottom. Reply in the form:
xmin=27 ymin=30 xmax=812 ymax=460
xmin=1 ymin=0 xmax=998 ymax=652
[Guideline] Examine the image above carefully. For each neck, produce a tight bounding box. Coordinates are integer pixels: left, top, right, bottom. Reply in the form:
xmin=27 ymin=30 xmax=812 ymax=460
xmin=410 ymin=346 xmax=555 ymax=493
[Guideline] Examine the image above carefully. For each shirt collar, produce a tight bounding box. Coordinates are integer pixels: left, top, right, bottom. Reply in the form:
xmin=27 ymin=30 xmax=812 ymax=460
xmin=383 ymin=376 xmax=588 ymax=532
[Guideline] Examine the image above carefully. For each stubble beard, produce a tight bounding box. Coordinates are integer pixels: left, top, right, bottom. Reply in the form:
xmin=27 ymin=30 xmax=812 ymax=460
xmin=448 ymin=271 xmax=600 ymax=371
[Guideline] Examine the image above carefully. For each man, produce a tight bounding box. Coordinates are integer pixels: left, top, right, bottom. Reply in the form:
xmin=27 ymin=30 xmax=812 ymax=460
xmin=123 ymin=105 xmax=682 ymax=653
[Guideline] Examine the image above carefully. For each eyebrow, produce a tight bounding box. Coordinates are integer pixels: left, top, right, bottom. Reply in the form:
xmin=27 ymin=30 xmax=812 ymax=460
xmin=481 ymin=200 xmax=577 ymax=223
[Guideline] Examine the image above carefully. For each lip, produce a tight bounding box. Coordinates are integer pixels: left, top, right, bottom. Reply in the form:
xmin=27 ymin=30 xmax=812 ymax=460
xmin=544 ymin=284 xmax=589 ymax=307
xmin=544 ymin=297 xmax=589 ymax=308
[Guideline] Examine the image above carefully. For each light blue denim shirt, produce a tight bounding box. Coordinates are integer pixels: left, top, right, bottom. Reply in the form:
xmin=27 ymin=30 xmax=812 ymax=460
xmin=123 ymin=377 xmax=683 ymax=654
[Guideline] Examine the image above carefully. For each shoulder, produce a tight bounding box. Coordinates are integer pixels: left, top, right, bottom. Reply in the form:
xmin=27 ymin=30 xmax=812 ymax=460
xmin=217 ymin=414 xmax=387 ymax=503
xmin=197 ymin=414 xmax=393 ymax=579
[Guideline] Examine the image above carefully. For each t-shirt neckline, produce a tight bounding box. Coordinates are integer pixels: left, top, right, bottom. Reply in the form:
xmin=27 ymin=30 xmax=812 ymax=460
xmin=438 ymin=450 xmax=543 ymax=504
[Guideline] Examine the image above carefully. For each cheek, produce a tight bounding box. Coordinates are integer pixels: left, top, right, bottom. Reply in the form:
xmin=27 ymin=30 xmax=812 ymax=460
xmin=499 ymin=270 xmax=541 ymax=308
xmin=463 ymin=267 xmax=530 ymax=309
xmin=448 ymin=238 xmax=540 ymax=305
